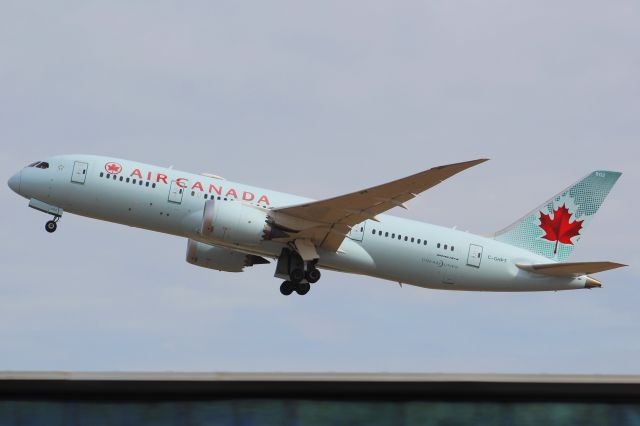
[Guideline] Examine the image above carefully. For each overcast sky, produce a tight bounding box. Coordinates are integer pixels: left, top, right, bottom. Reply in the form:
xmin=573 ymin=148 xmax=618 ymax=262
xmin=1 ymin=1 xmax=639 ymax=373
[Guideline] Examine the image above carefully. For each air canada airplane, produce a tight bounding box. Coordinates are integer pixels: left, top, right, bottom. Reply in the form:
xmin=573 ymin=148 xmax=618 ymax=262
xmin=8 ymin=155 xmax=626 ymax=296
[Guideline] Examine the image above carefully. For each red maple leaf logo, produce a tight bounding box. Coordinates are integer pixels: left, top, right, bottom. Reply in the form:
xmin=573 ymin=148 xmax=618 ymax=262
xmin=538 ymin=204 xmax=583 ymax=254
xmin=105 ymin=162 xmax=122 ymax=174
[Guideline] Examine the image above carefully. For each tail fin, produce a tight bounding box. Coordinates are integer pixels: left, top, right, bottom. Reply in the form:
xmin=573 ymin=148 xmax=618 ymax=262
xmin=494 ymin=170 xmax=621 ymax=261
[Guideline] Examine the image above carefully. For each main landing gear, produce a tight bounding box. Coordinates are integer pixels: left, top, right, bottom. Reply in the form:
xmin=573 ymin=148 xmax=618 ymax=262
xmin=280 ymin=280 xmax=310 ymax=296
xmin=275 ymin=248 xmax=322 ymax=296
xmin=45 ymin=216 xmax=61 ymax=233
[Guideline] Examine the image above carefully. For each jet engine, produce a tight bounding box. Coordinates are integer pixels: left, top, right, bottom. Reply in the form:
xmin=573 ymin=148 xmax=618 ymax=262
xmin=186 ymin=239 xmax=269 ymax=272
xmin=200 ymin=199 xmax=286 ymax=246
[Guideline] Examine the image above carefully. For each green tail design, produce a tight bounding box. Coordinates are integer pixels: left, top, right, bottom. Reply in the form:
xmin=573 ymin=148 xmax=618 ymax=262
xmin=494 ymin=171 xmax=621 ymax=262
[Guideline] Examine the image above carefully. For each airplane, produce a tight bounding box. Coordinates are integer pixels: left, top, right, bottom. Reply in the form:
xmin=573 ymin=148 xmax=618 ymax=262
xmin=7 ymin=155 xmax=626 ymax=296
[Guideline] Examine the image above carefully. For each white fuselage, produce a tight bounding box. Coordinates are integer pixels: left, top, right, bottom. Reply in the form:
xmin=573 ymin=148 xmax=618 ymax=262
xmin=10 ymin=155 xmax=589 ymax=291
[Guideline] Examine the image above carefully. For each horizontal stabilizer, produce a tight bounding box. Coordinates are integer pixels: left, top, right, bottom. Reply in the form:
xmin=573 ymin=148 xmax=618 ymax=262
xmin=516 ymin=261 xmax=627 ymax=277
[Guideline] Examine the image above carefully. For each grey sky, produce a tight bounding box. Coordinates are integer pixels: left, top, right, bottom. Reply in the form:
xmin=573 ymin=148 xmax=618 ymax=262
xmin=1 ymin=1 xmax=639 ymax=372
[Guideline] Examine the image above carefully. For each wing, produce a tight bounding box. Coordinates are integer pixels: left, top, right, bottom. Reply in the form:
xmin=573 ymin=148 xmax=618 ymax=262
xmin=272 ymin=159 xmax=488 ymax=252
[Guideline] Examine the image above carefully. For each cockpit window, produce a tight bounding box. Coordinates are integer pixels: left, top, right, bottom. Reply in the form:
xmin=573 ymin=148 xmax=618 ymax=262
xmin=27 ymin=161 xmax=49 ymax=168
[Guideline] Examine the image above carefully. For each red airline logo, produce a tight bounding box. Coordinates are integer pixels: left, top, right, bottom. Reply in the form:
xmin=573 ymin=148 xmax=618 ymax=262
xmin=105 ymin=162 xmax=122 ymax=174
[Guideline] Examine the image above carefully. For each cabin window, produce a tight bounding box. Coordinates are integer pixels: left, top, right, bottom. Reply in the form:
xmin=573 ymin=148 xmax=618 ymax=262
xmin=99 ymin=172 xmax=104 ymax=177
xmin=191 ymin=191 xmax=195 ymax=196
xmin=112 ymin=174 xmax=116 ymax=180
xmin=139 ymin=180 xmax=143 ymax=185
xmin=126 ymin=178 xmax=130 ymax=183
xmin=152 ymin=183 xmax=156 ymax=188
xmin=145 ymin=182 xmax=149 ymax=187
xmin=437 ymin=243 xmax=441 ymax=248
xmin=132 ymin=179 xmax=137 ymax=184
xmin=385 ymin=232 xmax=389 ymax=237
xmin=119 ymin=176 xmax=123 ymax=181
xmin=417 ymin=239 xmax=421 ymax=244
xmin=391 ymin=233 xmax=395 ymax=238
xmin=451 ymin=246 xmax=454 ymax=251
xmin=398 ymin=235 xmax=402 ymax=240
xmin=404 ymin=236 xmax=408 ymax=241
xmin=378 ymin=231 xmax=382 ymax=236
xmin=424 ymin=240 xmax=427 ymax=245
xmin=372 ymin=229 xmax=376 ymax=235
xmin=204 ymin=194 xmax=208 ymax=199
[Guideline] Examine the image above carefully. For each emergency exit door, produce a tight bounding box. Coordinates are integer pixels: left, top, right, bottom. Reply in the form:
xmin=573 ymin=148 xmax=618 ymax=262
xmin=168 ymin=180 xmax=184 ymax=204
xmin=467 ymin=244 xmax=483 ymax=268
xmin=71 ymin=161 xmax=88 ymax=184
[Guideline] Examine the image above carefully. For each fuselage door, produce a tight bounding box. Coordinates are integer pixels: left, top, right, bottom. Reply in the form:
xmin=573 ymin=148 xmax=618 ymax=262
xmin=467 ymin=244 xmax=483 ymax=268
xmin=71 ymin=161 xmax=88 ymax=184
xmin=168 ymin=180 xmax=184 ymax=204
xmin=347 ymin=221 xmax=365 ymax=241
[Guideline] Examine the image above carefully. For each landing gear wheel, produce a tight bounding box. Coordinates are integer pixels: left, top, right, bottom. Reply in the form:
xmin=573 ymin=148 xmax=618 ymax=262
xmin=306 ymin=268 xmax=321 ymax=284
xmin=45 ymin=220 xmax=57 ymax=233
xmin=280 ymin=281 xmax=294 ymax=296
xmin=295 ymin=282 xmax=311 ymax=295
xmin=290 ymin=268 xmax=305 ymax=283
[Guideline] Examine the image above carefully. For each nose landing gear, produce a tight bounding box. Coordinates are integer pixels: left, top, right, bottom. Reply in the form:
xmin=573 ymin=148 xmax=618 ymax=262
xmin=28 ymin=199 xmax=63 ymax=234
xmin=45 ymin=216 xmax=61 ymax=233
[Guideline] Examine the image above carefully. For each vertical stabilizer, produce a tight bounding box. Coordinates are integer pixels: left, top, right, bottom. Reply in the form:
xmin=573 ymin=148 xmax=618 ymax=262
xmin=494 ymin=171 xmax=621 ymax=262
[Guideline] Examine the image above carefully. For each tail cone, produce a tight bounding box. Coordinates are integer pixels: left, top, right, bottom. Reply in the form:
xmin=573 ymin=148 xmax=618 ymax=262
xmin=585 ymin=276 xmax=602 ymax=289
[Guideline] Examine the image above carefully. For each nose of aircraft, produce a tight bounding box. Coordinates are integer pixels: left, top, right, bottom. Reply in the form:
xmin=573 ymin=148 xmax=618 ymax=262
xmin=7 ymin=171 xmax=21 ymax=194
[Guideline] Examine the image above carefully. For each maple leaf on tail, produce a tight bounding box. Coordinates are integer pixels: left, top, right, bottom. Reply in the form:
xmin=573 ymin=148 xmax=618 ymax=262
xmin=538 ymin=204 xmax=583 ymax=254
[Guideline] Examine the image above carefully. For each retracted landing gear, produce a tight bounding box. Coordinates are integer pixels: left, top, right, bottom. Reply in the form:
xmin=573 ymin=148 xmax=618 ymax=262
xmin=45 ymin=216 xmax=61 ymax=233
xmin=275 ymin=247 xmax=321 ymax=296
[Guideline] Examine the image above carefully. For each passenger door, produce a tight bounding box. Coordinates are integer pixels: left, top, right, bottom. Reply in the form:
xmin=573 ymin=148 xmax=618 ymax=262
xmin=467 ymin=244 xmax=483 ymax=268
xmin=71 ymin=161 xmax=88 ymax=184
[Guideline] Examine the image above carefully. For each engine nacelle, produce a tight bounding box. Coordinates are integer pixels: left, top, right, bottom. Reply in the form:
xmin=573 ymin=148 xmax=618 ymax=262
xmin=201 ymin=199 xmax=271 ymax=246
xmin=186 ymin=239 xmax=269 ymax=272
